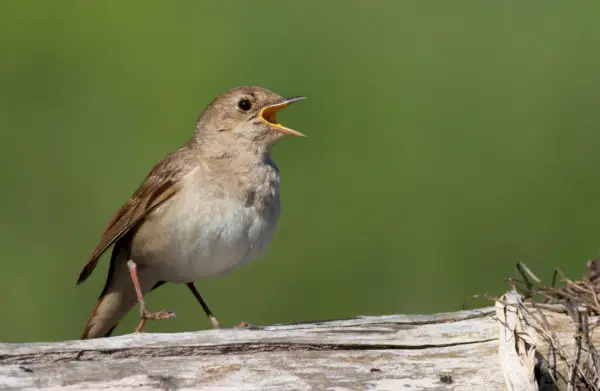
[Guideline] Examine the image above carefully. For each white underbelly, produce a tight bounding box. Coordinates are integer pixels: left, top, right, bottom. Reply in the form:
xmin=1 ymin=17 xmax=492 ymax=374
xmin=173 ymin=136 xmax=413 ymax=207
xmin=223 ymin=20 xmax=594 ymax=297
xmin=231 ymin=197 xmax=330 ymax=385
xmin=132 ymin=191 xmax=280 ymax=283
xmin=129 ymin=162 xmax=282 ymax=282
xmin=161 ymin=200 xmax=276 ymax=282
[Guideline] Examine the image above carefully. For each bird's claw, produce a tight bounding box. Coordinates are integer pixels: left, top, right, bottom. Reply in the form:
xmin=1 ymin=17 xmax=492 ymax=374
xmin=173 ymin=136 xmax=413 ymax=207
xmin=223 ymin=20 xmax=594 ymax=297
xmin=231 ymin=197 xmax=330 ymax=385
xmin=234 ymin=321 xmax=263 ymax=330
xmin=142 ymin=309 xmax=176 ymax=321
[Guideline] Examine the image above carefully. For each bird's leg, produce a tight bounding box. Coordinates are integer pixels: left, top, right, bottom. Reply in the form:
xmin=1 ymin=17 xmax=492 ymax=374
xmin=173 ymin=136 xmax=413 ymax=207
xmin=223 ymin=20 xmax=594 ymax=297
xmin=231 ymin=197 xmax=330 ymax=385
xmin=186 ymin=282 xmax=220 ymax=329
xmin=126 ymin=260 xmax=175 ymax=333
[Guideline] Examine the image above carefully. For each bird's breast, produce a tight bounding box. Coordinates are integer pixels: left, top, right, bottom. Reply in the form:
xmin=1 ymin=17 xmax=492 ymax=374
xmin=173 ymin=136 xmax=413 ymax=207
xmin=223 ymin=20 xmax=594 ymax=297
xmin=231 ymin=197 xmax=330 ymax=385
xmin=131 ymin=166 xmax=281 ymax=282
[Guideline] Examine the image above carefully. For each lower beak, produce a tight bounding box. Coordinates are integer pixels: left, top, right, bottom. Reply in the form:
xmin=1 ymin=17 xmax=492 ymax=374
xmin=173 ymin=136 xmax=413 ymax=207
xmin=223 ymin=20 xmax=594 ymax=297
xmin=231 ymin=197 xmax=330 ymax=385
xmin=259 ymin=96 xmax=307 ymax=137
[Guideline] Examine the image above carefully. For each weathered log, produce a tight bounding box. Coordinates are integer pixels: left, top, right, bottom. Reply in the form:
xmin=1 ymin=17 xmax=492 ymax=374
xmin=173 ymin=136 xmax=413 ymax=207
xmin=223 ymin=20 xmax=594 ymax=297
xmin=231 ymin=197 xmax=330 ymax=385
xmin=0 ymin=291 xmax=591 ymax=390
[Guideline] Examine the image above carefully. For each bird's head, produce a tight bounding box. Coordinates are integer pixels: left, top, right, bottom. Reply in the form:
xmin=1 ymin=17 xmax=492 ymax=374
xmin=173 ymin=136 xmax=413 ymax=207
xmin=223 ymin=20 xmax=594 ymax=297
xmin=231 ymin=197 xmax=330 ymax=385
xmin=195 ymin=86 xmax=306 ymax=154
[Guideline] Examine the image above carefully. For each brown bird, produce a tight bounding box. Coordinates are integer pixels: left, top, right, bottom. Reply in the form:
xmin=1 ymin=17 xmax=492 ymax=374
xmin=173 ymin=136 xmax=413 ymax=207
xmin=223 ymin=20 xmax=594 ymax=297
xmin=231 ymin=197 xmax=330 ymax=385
xmin=77 ymin=86 xmax=306 ymax=339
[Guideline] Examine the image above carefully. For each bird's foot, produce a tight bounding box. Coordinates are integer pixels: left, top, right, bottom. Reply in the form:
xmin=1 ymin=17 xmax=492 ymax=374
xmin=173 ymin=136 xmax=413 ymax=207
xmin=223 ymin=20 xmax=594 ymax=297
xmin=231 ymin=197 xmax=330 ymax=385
xmin=134 ymin=309 xmax=176 ymax=334
xmin=142 ymin=308 xmax=176 ymax=321
xmin=209 ymin=315 xmax=220 ymax=329
xmin=234 ymin=321 xmax=263 ymax=330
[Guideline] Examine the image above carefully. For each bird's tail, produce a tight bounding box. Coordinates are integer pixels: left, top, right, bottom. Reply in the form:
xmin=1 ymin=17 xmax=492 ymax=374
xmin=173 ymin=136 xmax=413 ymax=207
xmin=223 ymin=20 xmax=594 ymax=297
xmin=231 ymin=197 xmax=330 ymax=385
xmin=80 ymin=250 xmax=157 ymax=339
xmin=80 ymin=290 xmax=137 ymax=339
xmin=80 ymin=295 xmax=122 ymax=339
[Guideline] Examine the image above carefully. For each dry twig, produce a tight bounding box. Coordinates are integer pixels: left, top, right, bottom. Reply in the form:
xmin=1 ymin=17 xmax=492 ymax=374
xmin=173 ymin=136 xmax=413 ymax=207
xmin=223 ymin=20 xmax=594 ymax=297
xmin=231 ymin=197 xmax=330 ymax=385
xmin=510 ymin=260 xmax=600 ymax=390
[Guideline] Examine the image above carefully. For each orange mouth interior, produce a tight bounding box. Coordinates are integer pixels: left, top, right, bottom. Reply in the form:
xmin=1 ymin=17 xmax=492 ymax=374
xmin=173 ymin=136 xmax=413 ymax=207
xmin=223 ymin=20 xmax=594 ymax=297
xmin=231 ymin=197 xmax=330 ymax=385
xmin=258 ymin=99 xmax=306 ymax=137
xmin=260 ymin=103 xmax=286 ymax=128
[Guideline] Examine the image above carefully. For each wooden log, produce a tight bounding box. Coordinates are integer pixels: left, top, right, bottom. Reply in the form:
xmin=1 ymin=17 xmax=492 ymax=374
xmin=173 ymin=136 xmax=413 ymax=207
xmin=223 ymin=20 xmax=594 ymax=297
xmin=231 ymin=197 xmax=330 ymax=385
xmin=0 ymin=292 xmax=592 ymax=390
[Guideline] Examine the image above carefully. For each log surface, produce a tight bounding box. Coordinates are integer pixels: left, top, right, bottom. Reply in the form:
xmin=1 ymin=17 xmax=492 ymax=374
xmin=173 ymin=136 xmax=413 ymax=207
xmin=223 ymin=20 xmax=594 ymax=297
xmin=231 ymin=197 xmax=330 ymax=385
xmin=0 ymin=309 xmax=502 ymax=391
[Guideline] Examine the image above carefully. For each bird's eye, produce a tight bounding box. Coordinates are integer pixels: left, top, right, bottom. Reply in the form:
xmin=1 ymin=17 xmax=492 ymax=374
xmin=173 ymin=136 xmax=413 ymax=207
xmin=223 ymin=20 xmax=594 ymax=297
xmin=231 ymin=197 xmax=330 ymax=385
xmin=238 ymin=99 xmax=252 ymax=111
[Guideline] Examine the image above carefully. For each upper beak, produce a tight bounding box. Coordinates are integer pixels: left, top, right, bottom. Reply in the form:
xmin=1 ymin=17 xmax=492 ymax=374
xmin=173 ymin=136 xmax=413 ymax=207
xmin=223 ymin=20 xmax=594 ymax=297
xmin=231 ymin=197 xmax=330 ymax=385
xmin=259 ymin=96 xmax=307 ymax=137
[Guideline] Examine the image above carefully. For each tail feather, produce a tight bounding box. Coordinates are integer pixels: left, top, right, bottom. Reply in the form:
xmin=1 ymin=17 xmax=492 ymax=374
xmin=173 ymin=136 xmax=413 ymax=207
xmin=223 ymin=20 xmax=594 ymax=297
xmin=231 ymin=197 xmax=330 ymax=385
xmin=80 ymin=279 xmax=166 ymax=339
xmin=80 ymin=296 xmax=122 ymax=339
xmin=80 ymin=286 xmax=138 ymax=339
xmin=80 ymin=245 xmax=159 ymax=339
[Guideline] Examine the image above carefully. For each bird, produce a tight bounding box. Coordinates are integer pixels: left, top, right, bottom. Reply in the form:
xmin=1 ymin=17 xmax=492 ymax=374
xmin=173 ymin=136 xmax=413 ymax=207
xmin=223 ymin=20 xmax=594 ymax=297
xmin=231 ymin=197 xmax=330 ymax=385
xmin=76 ymin=86 xmax=306 ymax=339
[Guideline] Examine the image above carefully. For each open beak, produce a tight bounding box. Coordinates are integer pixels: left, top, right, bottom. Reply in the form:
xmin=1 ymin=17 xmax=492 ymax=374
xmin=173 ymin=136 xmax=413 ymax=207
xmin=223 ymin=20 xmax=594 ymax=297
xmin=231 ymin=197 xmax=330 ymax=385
xmin=259 ymin=96 xmax=307 ymax=137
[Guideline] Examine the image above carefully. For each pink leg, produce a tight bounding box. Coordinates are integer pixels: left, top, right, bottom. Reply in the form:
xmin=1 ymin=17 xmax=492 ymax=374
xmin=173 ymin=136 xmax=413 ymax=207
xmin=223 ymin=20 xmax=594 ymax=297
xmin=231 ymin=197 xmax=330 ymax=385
xmin=127 ymin=260 xmax=175 ymax=333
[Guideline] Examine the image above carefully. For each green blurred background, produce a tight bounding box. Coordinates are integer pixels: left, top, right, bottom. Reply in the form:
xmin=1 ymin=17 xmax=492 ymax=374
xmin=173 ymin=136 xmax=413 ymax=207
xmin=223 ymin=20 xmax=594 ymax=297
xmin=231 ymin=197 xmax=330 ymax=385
xmin=1 ymin=1 xmax=600 ymax=342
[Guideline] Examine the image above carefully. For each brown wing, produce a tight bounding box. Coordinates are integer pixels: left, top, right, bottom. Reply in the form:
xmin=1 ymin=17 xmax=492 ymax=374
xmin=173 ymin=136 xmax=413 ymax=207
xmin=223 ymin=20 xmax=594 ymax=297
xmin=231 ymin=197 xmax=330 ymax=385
xmin=76 ymin=147 xmax=194 ymax=285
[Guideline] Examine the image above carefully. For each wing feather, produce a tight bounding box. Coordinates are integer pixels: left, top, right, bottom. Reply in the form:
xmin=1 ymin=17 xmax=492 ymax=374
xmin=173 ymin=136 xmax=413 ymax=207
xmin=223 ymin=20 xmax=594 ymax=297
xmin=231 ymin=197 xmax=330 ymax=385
xmin=76 ymin=147 xmax=193 ymax=284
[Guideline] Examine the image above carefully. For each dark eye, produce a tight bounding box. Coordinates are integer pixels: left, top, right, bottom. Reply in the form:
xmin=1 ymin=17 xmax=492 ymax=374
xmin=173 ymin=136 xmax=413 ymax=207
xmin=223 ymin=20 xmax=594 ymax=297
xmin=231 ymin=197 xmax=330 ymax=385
xmin=238 ymin=99 xmax=252 ymax=111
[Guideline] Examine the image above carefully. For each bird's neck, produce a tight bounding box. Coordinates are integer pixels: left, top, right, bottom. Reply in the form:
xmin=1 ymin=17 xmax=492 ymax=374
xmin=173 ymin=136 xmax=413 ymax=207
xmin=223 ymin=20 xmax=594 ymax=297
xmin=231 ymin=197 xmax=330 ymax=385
xmin=190 ymin=133 xmax=274 ymax=169
xmin=188 ymin=139 xmax=280 ymax=207
xmin=187 ymin=137 xmax=278 ymax=189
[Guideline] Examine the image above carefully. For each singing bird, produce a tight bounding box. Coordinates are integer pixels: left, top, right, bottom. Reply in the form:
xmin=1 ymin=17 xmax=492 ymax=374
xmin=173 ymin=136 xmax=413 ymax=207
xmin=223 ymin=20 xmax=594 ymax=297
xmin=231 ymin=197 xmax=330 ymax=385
xmin=77 ymin=86 xmax=306 ymax=339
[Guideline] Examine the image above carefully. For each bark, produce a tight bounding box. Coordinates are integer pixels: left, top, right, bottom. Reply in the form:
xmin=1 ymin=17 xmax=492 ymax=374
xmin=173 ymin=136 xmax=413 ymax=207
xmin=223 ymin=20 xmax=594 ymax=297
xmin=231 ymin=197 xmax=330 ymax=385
xmin=0 ymin=291 xmax=591 ymax=390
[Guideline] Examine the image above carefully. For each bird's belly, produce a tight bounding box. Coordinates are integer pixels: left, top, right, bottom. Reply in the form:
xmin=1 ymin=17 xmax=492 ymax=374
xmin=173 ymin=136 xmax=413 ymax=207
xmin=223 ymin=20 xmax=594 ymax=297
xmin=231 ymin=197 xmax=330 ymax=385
xmin=133 ymin=196 xmax=278 ymax=283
